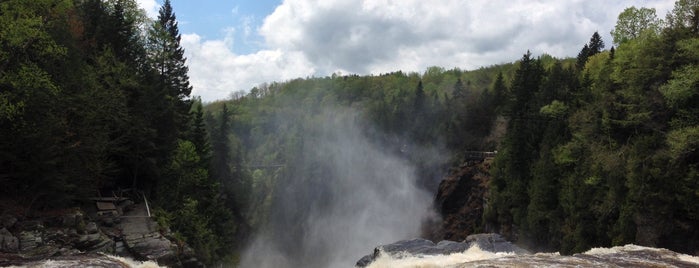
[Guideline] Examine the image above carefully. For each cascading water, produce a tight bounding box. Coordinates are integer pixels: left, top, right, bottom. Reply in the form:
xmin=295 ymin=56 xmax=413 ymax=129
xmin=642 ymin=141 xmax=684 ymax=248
xmin=239 ymin=108 xmax=435 ymax=268
xmin=363 ymin=244 xmax=699 ymax=267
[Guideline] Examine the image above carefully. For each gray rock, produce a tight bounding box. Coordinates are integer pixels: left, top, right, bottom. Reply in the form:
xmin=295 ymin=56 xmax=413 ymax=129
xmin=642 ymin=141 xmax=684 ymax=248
xmin=17 ymin=220 xmax=43 ymax=231
xmin=0 ymin=228 xmax=19 ymax=252
xmin=75 ymin=233 xmax=113 ymax=253
xmin=61 ymin=211 xmax=83 ymax=227
xmin=465 ymin=233 xmax=529 ymax=254
xmin=356 ymin=233 xmax=529 ymax=267
xmin=85 ymin=222 xmax=99 ymax=234
xmin=0 ymin=215 xmax=17 ymax=229
xmin=19 ymin=231 xmax=42 ymax=252
xmin=126 ymin=234 xmax=178 ymax=265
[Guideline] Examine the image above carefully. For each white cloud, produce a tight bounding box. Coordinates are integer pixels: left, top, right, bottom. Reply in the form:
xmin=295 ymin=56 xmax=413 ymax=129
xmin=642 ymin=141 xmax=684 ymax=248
xmin=181 ymin=34 xmax=315 ymax=102
xmin=260 ymin=0 xmax=673 ymax=76
xmin=139 ymin=0 xmax=675 ymax=101
xmin=136 ymin=0 xmax=159 ymax=19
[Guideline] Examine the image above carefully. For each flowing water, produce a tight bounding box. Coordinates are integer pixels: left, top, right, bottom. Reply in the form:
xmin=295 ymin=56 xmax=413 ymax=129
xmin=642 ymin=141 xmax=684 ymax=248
xmin=366 ymin=244 xmax=699 ymax=268
xmin=239 ymin=108 xmax=435 ymax=268
xmin=5 ymin=254 xmax=160 ymax=268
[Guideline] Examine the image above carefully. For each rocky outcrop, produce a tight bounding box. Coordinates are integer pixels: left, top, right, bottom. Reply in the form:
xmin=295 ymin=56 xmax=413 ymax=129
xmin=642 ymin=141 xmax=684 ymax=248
xmin=0 ymin=228 xmax=18 ymax=252
xmin=429 ymin=159 xmax=491 ymax=241
xmin=117 ymin=203 xmax=203 ymax=267
xmin=0 ymin=204 xmax=202 ymax=267
xmin=356 ymin=233 xmax=528 ymax=267
xmin=0 ymin=210 xmax=117 ymax=266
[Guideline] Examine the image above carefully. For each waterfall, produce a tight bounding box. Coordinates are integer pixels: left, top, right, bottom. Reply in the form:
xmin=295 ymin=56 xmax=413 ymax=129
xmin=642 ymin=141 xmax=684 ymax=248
xmin=239 ymin=107 xmax=434 ymax=268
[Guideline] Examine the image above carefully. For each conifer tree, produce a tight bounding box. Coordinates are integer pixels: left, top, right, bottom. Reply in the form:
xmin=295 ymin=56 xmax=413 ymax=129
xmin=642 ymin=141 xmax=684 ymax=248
xmin=150 ymin=0 xmax=192 ymax=101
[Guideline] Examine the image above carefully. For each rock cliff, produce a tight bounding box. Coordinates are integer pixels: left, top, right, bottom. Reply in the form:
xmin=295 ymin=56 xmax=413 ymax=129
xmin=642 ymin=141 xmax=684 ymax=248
xmin=0 ymin=202 xmax=201 ymax=267
xmin=428 ymin=159 xmax=492 ymax=241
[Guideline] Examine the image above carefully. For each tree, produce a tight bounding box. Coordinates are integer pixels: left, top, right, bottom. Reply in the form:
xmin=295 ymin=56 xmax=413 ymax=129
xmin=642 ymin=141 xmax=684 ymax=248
xmin=611 ymin=7 xmax=662 ymax=46
xmin=665 ymin=0 xmax=699 ymax=33
xmin=149 ymin=0 xmax=192 ymax=100
xmin=488 ymin=51 xmax=545 ymax=241
xmin=188 ymin=98 xmax=211 ymax=163
xmin=211 ymin=103 xmax=232 ymax=186
xmin=577 ymin=32 xmax=605 ymax=69
xmin=453 ymin=78 xmax=467 ymax=99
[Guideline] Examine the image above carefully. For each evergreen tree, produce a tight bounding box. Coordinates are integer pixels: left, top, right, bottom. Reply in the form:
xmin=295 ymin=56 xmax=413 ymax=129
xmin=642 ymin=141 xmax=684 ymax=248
xmin=488 ymin=51 xmax=545 ymax=241
xmin=211 ymin=103 xmax=232 ymax=186
xmin=189 ymin=99 xmax=211 ymax=164
xmin=150 ymin=0 xmax=192 ymax=100
xmin=577 ymin=32 xmax=605 ymax=69
xmin=453 ymin=78 xmax=467 ymax=99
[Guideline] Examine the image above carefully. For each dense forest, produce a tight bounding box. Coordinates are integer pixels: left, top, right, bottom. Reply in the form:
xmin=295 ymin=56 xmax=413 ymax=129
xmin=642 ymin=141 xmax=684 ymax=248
xmin=1 ymin=0 xmax=698 ymax=266
xmin=0 ymin=0 xmax=242 ymax=264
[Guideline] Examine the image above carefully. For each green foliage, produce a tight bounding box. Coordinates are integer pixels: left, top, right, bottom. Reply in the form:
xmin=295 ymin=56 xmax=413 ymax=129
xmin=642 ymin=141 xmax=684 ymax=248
xmin=488 ymin=2 xmax=699 ymax=254
xmin=611 ymin=7 xmax=662 ymax=46
xmin=660 ymin=65 xmax=699 ymax=107
xmin=0 ymin=0 xmax=240 ymax=264
xmin=3 ymin=0 xmax=698 ymax=261
xmin=540 ymin=100 xmax=568 ymax=118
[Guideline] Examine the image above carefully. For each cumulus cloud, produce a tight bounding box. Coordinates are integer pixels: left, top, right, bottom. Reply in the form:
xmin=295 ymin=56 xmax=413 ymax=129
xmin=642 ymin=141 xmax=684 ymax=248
xmin=260 ymin=0 xmax=673 ymax=75
xmin=164 ymin=0 xmax=674 ymax=101
xmin=181 ymin=34 xmax=315 ymax=101
xmin=136 ymin=0 xmax=159 ymax=18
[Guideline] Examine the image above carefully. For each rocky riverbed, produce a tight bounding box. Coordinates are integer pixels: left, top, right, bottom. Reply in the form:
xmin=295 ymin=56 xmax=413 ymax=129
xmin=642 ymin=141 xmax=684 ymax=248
xmin=356 ymin=233 xmax=699 ymax=268
xmin=0 ymin=202 xmax=201 ymax=267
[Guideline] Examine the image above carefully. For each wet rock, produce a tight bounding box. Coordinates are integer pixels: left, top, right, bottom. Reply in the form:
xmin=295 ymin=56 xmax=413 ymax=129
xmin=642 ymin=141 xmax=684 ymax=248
xmin=465 ymin=233 xmax=529 ymax=254
xmin=431 ymin=160 xmax=491 ymax=241
xmin=119 ymin=204 xmax=181 ymax=267
xmin=0 ymin=215 xmax=17 ymax=229
xmin=19 ymin=231 xmax=42 ymax=252
xmin=356 ymin=233 xmax=528 ymax=267
xmin=22 ymin=244 xmax=59 ymax=259
xmin=61 ymin=211 xmax=83 ymax=228
xmin=0 ymin=228 xmax=19 ymax=252
xmin=126 ymin=234 xmax=178 ymax=266
xmin=17 ymin=220 xmax=43 ymax=232
xmin=86 ymin=222 xmax=99 ymax=234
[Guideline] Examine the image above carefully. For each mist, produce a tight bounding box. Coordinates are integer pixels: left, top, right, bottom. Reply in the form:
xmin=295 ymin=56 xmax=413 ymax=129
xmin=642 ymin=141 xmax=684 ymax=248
xmin=239 ymin=106 xmax=435 ymax=268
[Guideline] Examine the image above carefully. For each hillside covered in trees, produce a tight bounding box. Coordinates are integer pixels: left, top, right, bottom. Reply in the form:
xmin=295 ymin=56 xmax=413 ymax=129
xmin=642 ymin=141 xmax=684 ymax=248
xmin=1 ymin=0 xmax=698 ymax=266
xmin=0 ymin=0 xmax=243 ymax=264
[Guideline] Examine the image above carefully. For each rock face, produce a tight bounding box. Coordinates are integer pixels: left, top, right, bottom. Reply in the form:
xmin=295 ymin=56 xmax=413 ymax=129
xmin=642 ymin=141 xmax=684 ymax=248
xmin=356 ymin=233 xmax=528 ymax=267
xmin=0 ymin=204 xmax=202 ymax=268
xmin=0 ymin=228 xmax=18 ymax=252
xmin=429 ymin=159 xmax=491 ymax=241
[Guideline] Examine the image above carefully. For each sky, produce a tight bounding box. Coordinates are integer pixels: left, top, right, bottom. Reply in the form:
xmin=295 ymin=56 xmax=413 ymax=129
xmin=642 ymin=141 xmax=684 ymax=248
xmin=136 ymin=0 xmax=675 ymax=102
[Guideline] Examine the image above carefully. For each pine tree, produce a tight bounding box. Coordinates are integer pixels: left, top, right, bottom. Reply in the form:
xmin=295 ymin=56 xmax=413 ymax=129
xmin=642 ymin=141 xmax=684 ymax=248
xmin=588 ymin=32 xmax=605 ymax=55
xmin=150 ymin=0 xmax=192 ymax=100
xmin=453 ymin=78 xmax=467 ymax=99
xmin=189 ymin=99 xmax=211 ymax=164
xmin=492 ymin=72 xmax=508 ymax=111
xmin=577 ymin=32 xmax=606 ymax=70
xmin=211 ymin=103 xmax=231 ymax=186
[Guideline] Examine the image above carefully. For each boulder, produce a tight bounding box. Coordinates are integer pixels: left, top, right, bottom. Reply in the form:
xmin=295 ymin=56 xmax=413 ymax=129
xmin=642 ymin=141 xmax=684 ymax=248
xmin=465 ymin=233 xmax=529 ymax=254
xmin=356 ymin=233 xmax=528 ymax=267
xmin=0 ymin=215 xmax=17 ymax=229
xmin=19 ymin=231 xmax=42 ymax=252
xmin=0 ymin=228 xmax=19 ymax=252
xmin=125 ymin=234 xmax=178 ymax=266
xmin=85 ymin=222 xmax=99 ymax=234
xmin=61 ymin=211 xmax=83 ymax=228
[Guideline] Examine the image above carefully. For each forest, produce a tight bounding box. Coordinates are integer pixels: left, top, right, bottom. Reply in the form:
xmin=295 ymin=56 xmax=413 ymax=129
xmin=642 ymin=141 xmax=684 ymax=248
xmin=1 ymin=0 xmax=698 ymax=265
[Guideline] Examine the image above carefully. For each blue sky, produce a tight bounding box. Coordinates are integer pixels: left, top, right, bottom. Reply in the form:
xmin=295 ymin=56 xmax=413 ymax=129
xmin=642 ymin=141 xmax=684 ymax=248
xmin=170 ymin=0 xmax=280 ymax=55
xmin=137 ymin=0 xmax=675 ymax=102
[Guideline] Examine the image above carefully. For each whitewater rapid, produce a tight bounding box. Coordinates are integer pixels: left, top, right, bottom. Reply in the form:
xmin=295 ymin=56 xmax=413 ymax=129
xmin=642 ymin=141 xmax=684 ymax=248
xmin=364 ymin=244 xmax=699 ymax=268
xmin=5 ymin=253 xmax=161 ymax=268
